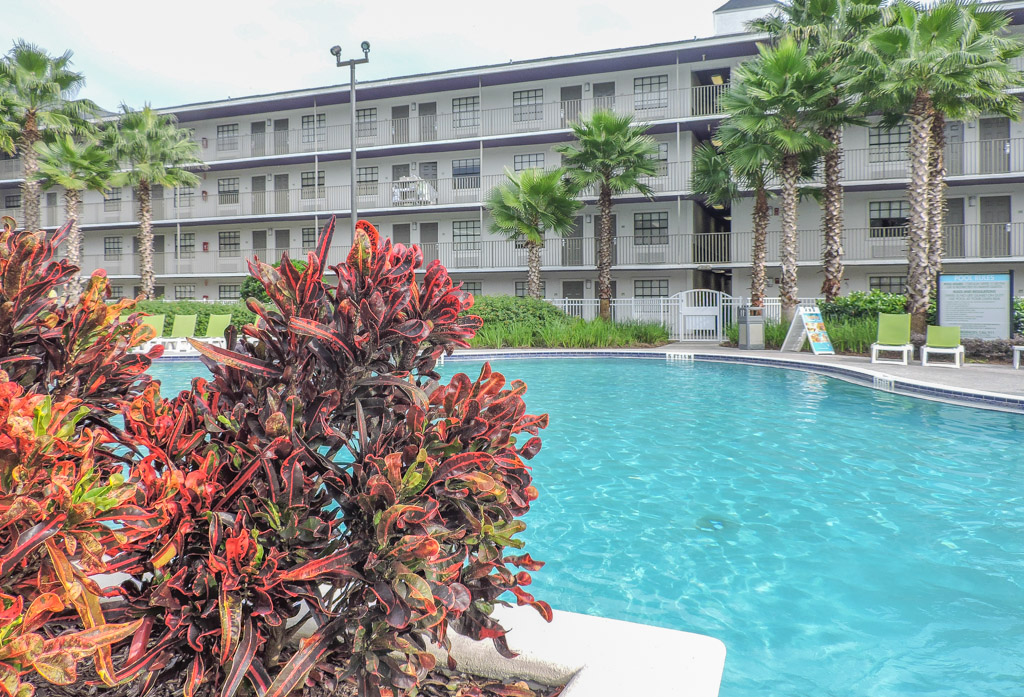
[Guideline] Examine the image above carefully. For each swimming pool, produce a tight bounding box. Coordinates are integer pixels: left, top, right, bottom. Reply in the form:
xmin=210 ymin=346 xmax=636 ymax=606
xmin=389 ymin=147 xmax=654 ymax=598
xmin=150 ymin=357 xmax=1024 ymax=697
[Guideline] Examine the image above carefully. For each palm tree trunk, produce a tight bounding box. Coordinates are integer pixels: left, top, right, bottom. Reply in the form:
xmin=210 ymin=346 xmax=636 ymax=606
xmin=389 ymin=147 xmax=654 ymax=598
xmin=137 ymin=180 xmax=155 ymax=300
xmin=751 ymin=186 xmax=769 ymax=308
xmin=64 ymin=190 xmax=84 ymax=297
xmin=19 ymin=114 xmax=40 ymax=231
xmin=906 ymin=90 xmax=933 ymax=335
xmin=779 ymin=154 xmax=801 ymax=323
xmin=596 ymin=185 xmax=613 ymax=321
xmin=820 ymin=124 xmax=845 ymax=301
xmin=526 ymin=239 xmax=544 ymax=300
xmin=927 ymin=111 xmax=946 ymax=294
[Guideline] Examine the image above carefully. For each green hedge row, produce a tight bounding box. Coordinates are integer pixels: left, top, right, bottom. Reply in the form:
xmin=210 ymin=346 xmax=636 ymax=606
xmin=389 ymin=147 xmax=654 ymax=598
xmin=132 ymin=300 xmax=256 ymax=336
xmin=820 ymin=289 xmax=1024 ymax=336
xmin=470 ymin=318 xmax=669 ymax=348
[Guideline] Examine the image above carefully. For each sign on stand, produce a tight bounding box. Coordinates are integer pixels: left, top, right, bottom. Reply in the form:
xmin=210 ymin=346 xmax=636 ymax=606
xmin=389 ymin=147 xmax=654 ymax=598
xmin=780 ymin=306 xmax=835 ymax=355
xmin=936 ymin=272 xmax=1013 ymax=340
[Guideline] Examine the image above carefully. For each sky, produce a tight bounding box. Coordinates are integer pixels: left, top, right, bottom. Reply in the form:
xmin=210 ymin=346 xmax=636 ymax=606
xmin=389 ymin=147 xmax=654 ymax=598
xmin=1 ymin=0 xmax=725 ymax=111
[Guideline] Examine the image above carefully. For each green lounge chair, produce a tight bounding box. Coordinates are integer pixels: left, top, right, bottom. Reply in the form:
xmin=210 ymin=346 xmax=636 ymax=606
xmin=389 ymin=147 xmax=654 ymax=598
xmin=136 ymin=314 xmax=165 ymax=353
xmin=921 ymin=325 xmax=964 ymax=368
xmin=162 ymin=314 xmax=197 ymax=352
xmin=197 ymin=313 xmax=232 ymax=349
xmin=870 ymin=313 xmax=913 ymax=365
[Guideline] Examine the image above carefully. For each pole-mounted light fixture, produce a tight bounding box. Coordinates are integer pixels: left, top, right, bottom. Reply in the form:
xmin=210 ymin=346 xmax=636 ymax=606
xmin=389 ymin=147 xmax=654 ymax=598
xmin=330 ymin=42 xmax=371 ymax=243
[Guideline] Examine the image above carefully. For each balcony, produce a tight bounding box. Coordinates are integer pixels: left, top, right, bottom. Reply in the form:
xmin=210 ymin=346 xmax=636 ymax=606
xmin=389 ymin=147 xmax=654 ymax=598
xmin=843 ymin=138 xmax=1024 ymax=182
xmin=196 ymin=85 xmax=728 ymax=162
xmin=20 ymin=163 xmax=692 ymax=228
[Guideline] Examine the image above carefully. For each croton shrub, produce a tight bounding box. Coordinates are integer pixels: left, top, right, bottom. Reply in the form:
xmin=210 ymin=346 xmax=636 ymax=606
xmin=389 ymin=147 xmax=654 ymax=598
xmin=0 ymin=215 xmax=550 ymax=697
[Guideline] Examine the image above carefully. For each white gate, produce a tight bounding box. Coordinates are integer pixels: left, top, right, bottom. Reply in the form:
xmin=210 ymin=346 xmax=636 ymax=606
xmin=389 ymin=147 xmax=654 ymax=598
xmin=675 ymin=289 xmax=730 ymax=341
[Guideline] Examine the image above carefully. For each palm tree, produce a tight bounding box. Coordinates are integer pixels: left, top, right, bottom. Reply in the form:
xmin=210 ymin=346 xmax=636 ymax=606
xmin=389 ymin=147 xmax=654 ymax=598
xmin=0 ymin=41 xmax=98 ymax=230
xmin=555 ymin=111 xmax=659 ymax=321
xmin=855 ymin=0 xmax=1024 ymax=332
xmin=692 ymin=122 xmax=777 ymax=308
xmin=724 ymin=37 xmax=835 ymax=322
xmin=485 ymin=168 xmax=583 ymax=299
xmin=753 ymin=0 xmax=883 ymax=301
xmin=34 ymin=134 xmax=114 ymax=296
xmin=102 ymin=105 xmax=202 ymax=300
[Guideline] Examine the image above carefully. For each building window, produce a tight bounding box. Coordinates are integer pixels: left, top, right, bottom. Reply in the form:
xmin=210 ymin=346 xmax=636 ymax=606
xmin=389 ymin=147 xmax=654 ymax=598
xmin=302 ymin=227 xmax=317 ymax=252
xmin=634 ymin=279 xmax=669 ymax=298
xmin=4 ymin=193 xmax=20 ymax=209
xmin=512 ymin=89 xmax=543 ymax=122
xmin=514 ymin=153 xmax=545 ymax=171
xmin=301 ymin=171 xmax=326 ymax=199
xmin=356 ymin=108 xmax=377 ymax=137
xmin=301 ymin=113 xmax=326 ymax=144
xmin=869 ymin=276 xmax=908 ymax=294
xmin=103 ymin=187 xmax=121 ymax=212
xmin=357 ymin=166 xmax=378 ymax=196
xmin=103 ymin=236 xmax=122 ymax=260
xmin=515 ymin=280 xmax=546 ymax=297
xmin=175 ymin=186 xmax=194 ymax=208
xmin=109 ymin=285 xmax=124 ymax=299
xmin=460 ymin=281 xmax=482 ymax=295
xmin=452 ymin=96 xmax=480 ymax=129
xmin=869 ymin=200 xmax=909 ymax=238
xmin=216 ymin=123 xmax=239 ymax=150
xmin=650 ymin=142 xmax=669 ymax=176
xmin=453 ymin=220 xmax=481 ymax=251
xmin=174 ymin=284 xmax=196 ymax=300
xmin=868 ymin=124 xmax=910 ymax=163
xmin=453 ymin=158 xmax=481 ymax=190
xmin=218 ymin=178 xmax=239 ymax=205
xmin=635 ymin=75 xmax=669 ymax=110
xmin=176 ymin=232 xmax=195 ymax=259
xmin=634 ymin=212 xmax=669 ymax=245
xmin=219 ymin=284 xmax=241 ymax=301
xmin=135 ymin=285 xmax=165 ymax=298
xmin=218 ymin=230 xmax=240 ymax=257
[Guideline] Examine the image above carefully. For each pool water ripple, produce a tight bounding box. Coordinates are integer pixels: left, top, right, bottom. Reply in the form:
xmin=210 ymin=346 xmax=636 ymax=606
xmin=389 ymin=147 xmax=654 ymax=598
xmin=150 ymin=358 xmax=1024 ymax=697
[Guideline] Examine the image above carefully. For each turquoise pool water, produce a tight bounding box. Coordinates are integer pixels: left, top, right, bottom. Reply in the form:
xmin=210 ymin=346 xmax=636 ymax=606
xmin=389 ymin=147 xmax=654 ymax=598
xmin=150 ymin=358 xmax=1024 ymax=697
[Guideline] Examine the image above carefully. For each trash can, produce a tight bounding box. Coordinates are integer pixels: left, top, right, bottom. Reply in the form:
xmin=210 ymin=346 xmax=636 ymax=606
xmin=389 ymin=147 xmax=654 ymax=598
xmin=738 ymin=306 xmax=764 ymax=350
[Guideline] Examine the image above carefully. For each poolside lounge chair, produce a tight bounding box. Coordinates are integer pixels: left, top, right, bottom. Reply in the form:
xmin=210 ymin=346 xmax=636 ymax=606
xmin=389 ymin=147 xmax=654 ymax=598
xmin=921 ymin=325 xmax=964 ymax=368
xmin=196 ymin=313 xmax=232 ymax=349
xmin=161 ymin=314 xmax=197 ymax=353
xmin=137 ymin=314 xmax=165 ymax=353
xmin=870 ymin=313 xmax=913 ymax=365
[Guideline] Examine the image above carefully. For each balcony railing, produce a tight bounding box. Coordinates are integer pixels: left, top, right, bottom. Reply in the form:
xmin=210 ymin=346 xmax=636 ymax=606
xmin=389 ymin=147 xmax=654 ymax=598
xmin=197 ymin=85 xmax=728 ymax=161
xmin=18 ymin=163 xmax=692 ymax=227
xmin=0 ymin=159 xmax=22 ymax=180
xmin=843 ymin=138 xmax=1024 ymax=182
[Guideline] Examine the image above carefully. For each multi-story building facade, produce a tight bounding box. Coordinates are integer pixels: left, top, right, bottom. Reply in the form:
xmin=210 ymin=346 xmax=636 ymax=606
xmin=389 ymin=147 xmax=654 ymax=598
xmin=2 ymin=0 xmax=1023 ymax=307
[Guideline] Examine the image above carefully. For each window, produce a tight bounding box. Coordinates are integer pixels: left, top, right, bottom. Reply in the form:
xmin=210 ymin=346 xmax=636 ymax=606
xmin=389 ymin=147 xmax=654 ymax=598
xmin=452 ymin=158 xmax=480 ymax=190
xmin=301 ymin=171 xmax=326 ymax=199
xmin=175 ymin=186 xmax=194 ymax=208
xmin=176 ymin=232 xmax=195 ymax=259
xmin=452 ymin=96 xmax=480 ymax=129
xmin=174 ymin=284 xmax=196 ymax=300
xmin=868 ymin=124 xmax=910 ymax=163
xmin=217 ymin=123 xmax=239 ymax=150
xmin=109 ymin=285 xmax=124 ymax=300
xmin=634 ymin=279 xmax=669 ymax=298
xmin=460 ymin=281 xmax=482 ymax=295
xmin=218 ymin=230 xmax=240 ymax=257
xmin=104 ymin=187 xmax=122 ymax=212
xmin=301 ymin=113 xmax=326 ymax=144
xmin=515 ymin=280 xmax=546 ymax=297
xmin=635 ymin=75 xmax=669 ymax=110
xmin=302 ymin=227 xmax=317 ymax=252
xmin=513 ymin=89 xmax=543 ymax=122
xmin=357 ymin=166 xmax=378 ymax=196
xmin=104 ymin=237 xmax=122 ymax=260
xmin=649 ymin=142 xmax=669 ymax=176
xmin=634 ymin=212 xmax=669 ymax=245
xmin=219 ymin=285 xmax=241 ymax=301
xmin=218 ymin=178 xmax=239 ymax=205
xmin=869 ymin=276 xmax=907 ymax=294
xmin=453 ymin=221 xmax=481 ymax=251
xmin=869 ymin=200 xmax=909 ymax=238
xmin=4 ymin=193 xmax=20 ymax=209
xmin=356 ymin=108 xmax=377 ymax=137
xmin=514 ymin=153 xmax=545 ymax=171
xmin=135 ymin=285 xmax=165 ymax=298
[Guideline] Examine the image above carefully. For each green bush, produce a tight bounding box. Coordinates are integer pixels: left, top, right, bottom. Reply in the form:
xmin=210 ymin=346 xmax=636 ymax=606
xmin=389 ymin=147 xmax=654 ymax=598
xmin=725 ymin=317 xmax=876 ymax=353
xmin=133 ymin=300 xmax=256 ymax=335
xmin=464 ymin=295 xmax=567 ymax=327
xmin=819 ymin=290 xmax=906 ymax=321
xmin=240 ymin=259 xmax=308 ymax=303
xmin=468 ymin=317 xmax=669 ymax=348
xmin=1015 ymin=297 xmax=1024 ymax=336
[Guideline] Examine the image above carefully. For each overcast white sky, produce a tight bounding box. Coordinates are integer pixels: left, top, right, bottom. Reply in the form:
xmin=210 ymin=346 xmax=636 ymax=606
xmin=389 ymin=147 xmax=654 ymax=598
xmin=1 ymin=0 xmax=725 ymax=111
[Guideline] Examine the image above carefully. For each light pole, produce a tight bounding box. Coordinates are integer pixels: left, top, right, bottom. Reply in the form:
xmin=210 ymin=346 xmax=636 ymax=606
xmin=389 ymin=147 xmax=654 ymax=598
xmin=330 ymin=42 xmax=370 ymax=244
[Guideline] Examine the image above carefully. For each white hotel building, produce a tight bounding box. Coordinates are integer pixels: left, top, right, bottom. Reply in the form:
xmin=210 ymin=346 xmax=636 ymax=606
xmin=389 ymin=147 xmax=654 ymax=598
xmin=2 ymin=0 xmax=1024 ymax=307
